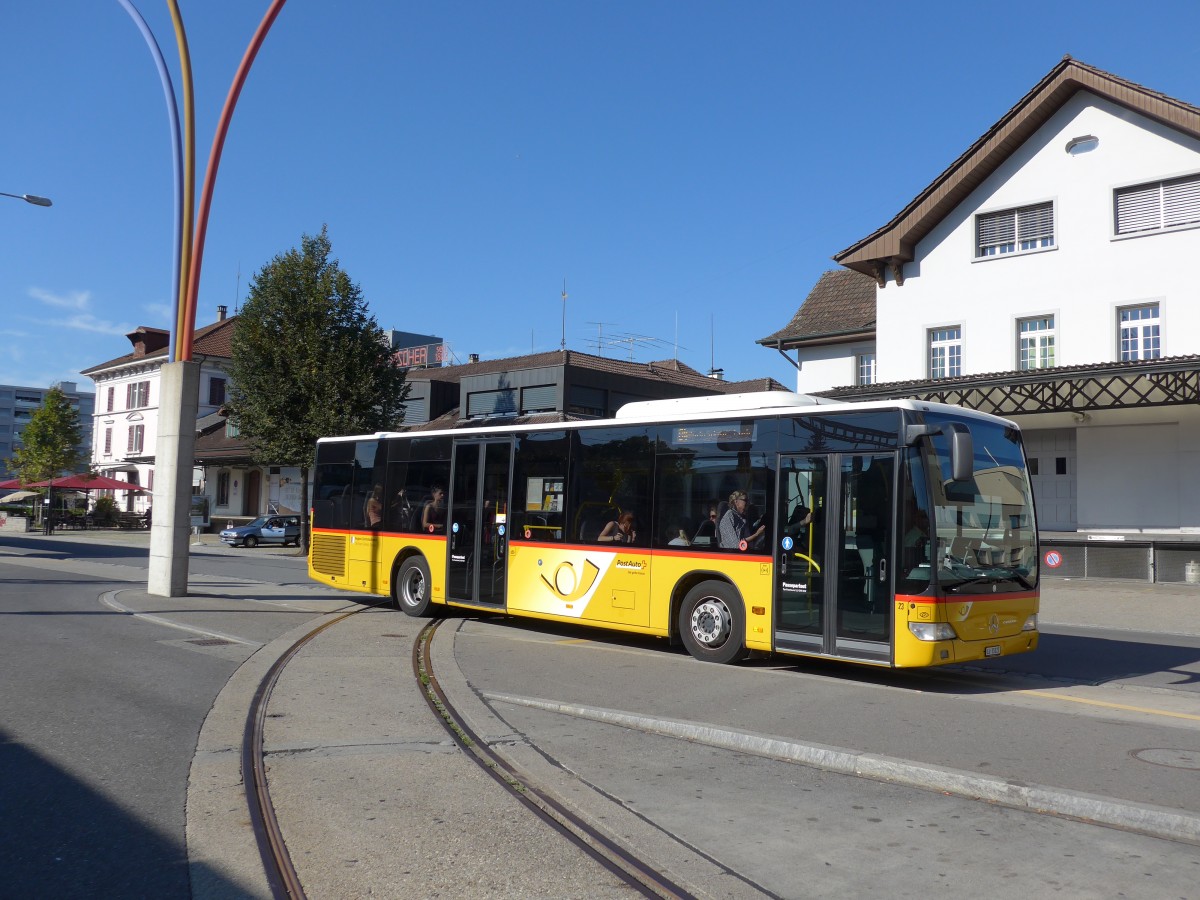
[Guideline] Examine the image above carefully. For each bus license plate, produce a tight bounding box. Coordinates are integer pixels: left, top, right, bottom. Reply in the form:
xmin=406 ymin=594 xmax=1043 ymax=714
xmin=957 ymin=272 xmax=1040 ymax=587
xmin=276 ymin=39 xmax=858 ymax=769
xmin=985 ymin=645 xmax=1001 ymax=657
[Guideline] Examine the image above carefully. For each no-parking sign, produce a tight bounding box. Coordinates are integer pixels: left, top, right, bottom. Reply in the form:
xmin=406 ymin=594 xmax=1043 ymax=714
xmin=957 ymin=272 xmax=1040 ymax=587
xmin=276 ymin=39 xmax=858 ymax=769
xmin=1043 ymin=550 xmax=1063 ymax=569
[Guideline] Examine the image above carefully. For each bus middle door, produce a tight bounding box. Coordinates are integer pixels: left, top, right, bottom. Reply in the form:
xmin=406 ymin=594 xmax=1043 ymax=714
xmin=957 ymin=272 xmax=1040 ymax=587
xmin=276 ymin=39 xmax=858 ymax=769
xmin=447 ymin=440 xmax=512 ymax=608
xmin=774 ymin=452 xmax=893 ymax=662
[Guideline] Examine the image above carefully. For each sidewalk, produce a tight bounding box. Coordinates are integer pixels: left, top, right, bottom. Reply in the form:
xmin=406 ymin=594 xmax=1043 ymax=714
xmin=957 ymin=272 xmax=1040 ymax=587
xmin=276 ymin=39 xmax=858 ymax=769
xmin=1040 ymin=577 xmax=1200 ymax=636
xmin=182 ymin=584 xmax=640 ymax=900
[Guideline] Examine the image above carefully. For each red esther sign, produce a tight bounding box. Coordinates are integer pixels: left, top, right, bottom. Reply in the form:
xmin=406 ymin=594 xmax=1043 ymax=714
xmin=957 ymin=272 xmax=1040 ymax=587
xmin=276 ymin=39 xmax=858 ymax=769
xmin=393 ymin=343 xmax=446 ymax=369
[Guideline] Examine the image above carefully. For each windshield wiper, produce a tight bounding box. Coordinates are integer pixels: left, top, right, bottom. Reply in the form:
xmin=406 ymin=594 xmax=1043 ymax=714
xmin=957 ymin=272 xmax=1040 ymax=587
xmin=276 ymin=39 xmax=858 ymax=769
xmin=942 ymin=566 xmax=1033 ymax=592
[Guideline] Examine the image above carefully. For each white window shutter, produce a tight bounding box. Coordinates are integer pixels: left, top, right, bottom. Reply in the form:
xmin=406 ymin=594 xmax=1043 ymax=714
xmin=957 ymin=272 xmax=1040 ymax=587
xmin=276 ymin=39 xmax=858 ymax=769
xmin=1162 ymin=175 xmax=1200 ymax=228
xmin=977 ymin=211 xmax=1014 ymax=246
xmin=1115 ymin=183 xmax=1162 ymax=234
xmin=1017 ymin=203 xmax=1053 ymax=241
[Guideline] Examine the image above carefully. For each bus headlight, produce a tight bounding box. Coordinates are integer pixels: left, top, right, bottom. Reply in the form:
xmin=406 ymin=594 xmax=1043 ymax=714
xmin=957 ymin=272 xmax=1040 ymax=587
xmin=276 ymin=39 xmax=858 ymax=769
xmin=908 ymin=622 xmax=958 ymax=641
xmin=1022 ymin=614 xmax=1038 ymax=632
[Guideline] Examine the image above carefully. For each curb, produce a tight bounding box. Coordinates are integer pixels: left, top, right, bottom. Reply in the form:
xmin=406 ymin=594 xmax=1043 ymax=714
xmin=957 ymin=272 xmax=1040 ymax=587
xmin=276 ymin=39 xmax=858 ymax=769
xmin=485 ymin=692 xmax=1200 ymax=846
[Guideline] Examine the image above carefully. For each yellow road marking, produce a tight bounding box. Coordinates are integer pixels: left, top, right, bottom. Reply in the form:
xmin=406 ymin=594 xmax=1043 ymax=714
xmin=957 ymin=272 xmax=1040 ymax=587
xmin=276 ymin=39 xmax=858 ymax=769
xmin=1020 ymin=690 xmax=1200 ymax=722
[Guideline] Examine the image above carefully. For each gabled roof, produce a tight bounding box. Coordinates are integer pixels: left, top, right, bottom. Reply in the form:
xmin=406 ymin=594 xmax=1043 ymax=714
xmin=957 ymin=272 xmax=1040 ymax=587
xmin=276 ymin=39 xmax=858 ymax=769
xmin=405 ymin=348 xmax=787 ymax=394
xmin=404 ymin=409 xmax=595 ymax=432
xmin=757 ymin=269 xmax=877 ymax=348
xmin=81 ymin=316 xmax=237 ymax=376
xmin=192 ymin=410 xmax=255 ymax=463
xmin=835 ymin=56 xmax=1200 ymax=280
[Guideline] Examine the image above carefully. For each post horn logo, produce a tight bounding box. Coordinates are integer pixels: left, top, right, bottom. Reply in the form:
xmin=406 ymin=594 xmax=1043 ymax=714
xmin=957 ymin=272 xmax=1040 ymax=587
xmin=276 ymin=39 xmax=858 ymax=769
xmin=541 ymin=559 xmax=601 ymax=601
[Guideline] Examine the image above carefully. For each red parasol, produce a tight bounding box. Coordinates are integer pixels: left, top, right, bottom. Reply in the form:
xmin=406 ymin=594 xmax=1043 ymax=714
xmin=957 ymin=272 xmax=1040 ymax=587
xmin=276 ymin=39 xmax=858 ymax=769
xmin=27 ymin=474 xmax=149 ymax=492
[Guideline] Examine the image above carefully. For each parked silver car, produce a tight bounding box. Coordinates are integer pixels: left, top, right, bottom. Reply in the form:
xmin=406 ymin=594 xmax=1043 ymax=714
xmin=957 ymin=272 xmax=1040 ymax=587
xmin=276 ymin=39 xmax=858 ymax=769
xmin=220 ymin=515 xmax=301 ymax=548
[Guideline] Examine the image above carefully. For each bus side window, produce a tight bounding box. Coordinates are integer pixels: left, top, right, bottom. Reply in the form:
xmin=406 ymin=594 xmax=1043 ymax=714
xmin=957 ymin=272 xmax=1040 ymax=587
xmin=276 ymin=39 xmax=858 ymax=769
xmin=570 ymin=425 xmax=654 ymax=546
xmin=512 ymin=431 xmax=569 ymax=542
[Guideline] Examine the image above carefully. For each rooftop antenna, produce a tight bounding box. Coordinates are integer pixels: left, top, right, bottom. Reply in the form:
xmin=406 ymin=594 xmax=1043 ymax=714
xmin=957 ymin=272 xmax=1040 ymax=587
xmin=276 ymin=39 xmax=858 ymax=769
xmin=606 ymin=332 xmax=671 ymax=361
xmin=560 ymin=279 xmax=567 ymax=350
xmin=585 ymin=321 xmax=620 ymax=356
xmin=234 ymin=262 xmax=241 ymax=314
xmin=709 ymin=313 xmax=718 ymax=376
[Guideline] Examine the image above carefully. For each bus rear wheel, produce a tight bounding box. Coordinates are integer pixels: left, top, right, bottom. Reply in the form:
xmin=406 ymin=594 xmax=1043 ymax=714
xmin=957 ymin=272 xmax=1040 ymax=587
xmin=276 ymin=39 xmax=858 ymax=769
xmin=394 ymin=556 xmax=433 ymax=617
xmin=678 ymin=581 xmax=747 ymax=664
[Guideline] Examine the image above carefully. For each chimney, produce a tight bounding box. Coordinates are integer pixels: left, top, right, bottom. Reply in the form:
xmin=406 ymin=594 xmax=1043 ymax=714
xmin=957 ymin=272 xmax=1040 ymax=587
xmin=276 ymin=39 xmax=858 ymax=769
xmin=126 ymin=326 xmax=171 ymax=358
xmin=707 ymin=368 xmax=725 ymax=381
xmin=217 ymin=305 xmax=227 ymax=321
xmin=469 ymin=354 xmax=480 ymax=364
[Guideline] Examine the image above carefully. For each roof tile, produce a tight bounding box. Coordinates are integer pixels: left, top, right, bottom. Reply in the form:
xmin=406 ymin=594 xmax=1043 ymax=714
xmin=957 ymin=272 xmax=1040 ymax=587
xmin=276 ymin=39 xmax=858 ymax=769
xmin=758 ymin=269 xmax=876 ymax=346
xmin=81 ymin=315 xmax=237 ymax=375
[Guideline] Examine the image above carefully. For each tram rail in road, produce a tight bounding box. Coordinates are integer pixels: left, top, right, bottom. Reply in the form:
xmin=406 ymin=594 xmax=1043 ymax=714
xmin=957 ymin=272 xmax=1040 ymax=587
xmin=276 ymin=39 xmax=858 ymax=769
xmin=414 ymin=620 xmax=703 ymax=900
xmin=237 ymin=609 xmax=717 ymax=899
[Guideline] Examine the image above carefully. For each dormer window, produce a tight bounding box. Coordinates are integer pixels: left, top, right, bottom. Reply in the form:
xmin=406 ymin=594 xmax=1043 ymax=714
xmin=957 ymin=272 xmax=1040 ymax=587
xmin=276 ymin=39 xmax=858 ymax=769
xmin=976 ymin=201 xmax=1054 ymax=258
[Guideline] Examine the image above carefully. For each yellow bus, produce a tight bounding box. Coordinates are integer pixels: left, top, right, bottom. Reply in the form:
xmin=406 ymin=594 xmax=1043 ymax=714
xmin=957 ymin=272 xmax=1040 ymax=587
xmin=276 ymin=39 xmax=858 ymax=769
xmin=308 ymin=392 xmax=1039 ymax=667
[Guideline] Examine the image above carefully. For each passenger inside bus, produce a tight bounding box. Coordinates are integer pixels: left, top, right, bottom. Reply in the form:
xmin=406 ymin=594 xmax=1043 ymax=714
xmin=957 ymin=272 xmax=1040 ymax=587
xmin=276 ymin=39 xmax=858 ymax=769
xmin=693 ymin=504 xmax=719 ymax=543
xmin=388 ymin=488 xmax=414 ymax=531
xmin=718 ymin=491 xmax=765 ymax=550
xmin=666 ymin=524 xmax=690 ymax=546
xmin=364 ymin=484 xmax=383 ymax=529
xmin=598 ymin=511 xmax=637 ymax=544
xmin=421 ymin=485 xmax=446 ymax=533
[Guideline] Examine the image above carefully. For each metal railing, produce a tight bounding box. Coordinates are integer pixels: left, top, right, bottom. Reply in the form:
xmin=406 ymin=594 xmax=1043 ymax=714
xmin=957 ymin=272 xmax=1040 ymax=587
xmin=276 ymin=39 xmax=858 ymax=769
xmin=1040 ymin=539 xmax=1200 ymax=584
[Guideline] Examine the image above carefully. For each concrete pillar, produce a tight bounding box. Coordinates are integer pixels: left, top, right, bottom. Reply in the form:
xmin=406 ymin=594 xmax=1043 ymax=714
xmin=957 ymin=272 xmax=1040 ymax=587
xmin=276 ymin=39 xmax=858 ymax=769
xmin=149 ymin=361 xmax=201 ymax=597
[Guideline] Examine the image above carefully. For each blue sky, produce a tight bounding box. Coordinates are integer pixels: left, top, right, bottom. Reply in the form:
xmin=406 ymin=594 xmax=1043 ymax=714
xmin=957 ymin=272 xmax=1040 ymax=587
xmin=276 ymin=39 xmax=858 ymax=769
xmin=3 ymin=1 xmax=1198 ymax=393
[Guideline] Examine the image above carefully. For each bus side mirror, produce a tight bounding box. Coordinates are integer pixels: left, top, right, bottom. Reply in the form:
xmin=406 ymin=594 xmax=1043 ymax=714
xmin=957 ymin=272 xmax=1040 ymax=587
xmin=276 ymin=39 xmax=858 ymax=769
xmin=949 ymin=428 xmax=973 ymax=482
xmin=904 ymin=421 xmax=973 ymax=482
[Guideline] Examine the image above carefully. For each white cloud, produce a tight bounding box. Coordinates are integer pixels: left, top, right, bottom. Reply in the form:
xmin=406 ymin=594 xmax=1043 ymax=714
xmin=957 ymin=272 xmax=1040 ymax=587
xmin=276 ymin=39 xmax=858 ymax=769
xmin=50 ymin=314 xmax=136 ymax=336
xmin=29 ymin=287 xmax=92 ymax=310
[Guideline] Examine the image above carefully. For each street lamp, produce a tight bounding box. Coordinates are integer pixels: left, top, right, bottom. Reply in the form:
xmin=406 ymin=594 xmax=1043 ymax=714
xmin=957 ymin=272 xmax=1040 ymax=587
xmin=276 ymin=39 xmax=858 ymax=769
xmin=0 ymin=191 xmax=52 ymax=207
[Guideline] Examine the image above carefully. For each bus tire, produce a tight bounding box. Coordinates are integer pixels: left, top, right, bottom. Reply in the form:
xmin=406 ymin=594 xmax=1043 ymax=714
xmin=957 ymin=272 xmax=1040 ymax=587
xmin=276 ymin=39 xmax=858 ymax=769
xmin=678 ymin=581 xmax=747 ymax=664
xmin=394 ymin=556 xmax=434 ymax=617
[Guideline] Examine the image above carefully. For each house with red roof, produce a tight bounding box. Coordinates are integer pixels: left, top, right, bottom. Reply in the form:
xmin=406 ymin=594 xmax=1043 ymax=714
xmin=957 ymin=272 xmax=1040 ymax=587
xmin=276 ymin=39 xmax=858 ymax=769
xmin=81 ymin=306 xmax=304 ymax=523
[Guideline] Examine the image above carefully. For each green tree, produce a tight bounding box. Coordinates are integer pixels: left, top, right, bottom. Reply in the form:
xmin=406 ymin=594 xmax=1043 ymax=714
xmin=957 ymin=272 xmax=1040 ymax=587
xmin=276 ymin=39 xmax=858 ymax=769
xmin=11 ymin=387 xmax=88 ymax=522
xmin=12 ymin=387 xmax=87 ymax=484
xmin=226 ymin=226 xmax=408 ymax=549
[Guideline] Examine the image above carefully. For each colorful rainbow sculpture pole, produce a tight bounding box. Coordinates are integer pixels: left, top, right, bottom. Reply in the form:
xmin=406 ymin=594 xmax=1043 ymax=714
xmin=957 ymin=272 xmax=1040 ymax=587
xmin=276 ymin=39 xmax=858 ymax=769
xmin=117 ymin=0 xmax=289 ymax=596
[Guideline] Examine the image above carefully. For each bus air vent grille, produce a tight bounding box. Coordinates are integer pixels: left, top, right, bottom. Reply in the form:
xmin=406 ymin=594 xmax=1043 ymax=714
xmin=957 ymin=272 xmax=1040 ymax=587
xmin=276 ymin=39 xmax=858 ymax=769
xmin=311 ymin=533 xmax=347 ymax=576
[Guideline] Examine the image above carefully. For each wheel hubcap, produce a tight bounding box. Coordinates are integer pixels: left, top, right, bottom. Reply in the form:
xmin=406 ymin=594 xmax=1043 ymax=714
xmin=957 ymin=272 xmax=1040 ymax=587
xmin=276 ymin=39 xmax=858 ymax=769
xmin=404 ymin=571 xmax=425 ymax=607
xmin=690 ymin=598 xmax=730 ymax=647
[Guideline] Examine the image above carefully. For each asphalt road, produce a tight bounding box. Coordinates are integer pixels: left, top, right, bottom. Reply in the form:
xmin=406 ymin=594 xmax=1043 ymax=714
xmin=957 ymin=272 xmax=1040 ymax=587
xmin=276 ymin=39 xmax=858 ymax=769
xmin=2 ymin=530 xmax=1198 ymax=898
xmin=0 ymin=533 xmax=323 ymax=898
xmin=445 ymin=615 xmax=1200 ymax=897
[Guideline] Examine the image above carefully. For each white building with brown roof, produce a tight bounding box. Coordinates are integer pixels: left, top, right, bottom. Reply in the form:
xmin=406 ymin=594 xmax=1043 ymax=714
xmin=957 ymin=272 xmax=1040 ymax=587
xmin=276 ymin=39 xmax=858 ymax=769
xmin=761 ymin=57 xmax=1200 ymax=548
xmin=81 ymin=307 xmax=302 ymax=522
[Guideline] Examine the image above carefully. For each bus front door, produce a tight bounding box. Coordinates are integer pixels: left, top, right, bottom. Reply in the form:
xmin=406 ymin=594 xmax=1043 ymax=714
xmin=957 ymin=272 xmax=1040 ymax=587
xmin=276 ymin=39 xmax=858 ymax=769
xmin=447 ymin=440 xmax=512 ymax=608
xmin=774 ymin=453 xmax=893 ymax=662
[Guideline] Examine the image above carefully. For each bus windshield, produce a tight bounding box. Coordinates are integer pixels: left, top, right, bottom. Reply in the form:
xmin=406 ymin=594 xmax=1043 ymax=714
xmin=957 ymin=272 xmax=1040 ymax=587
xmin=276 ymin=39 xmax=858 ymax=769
xmin=926 ymin=415 xmax=1038 ymax=594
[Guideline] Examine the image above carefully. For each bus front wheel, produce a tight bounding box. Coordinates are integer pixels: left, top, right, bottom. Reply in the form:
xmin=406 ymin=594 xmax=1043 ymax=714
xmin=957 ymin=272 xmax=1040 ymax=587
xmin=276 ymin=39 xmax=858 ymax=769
xmin=679 ymin=581 xmax=747 ymax=664
xmin=394 ymin=556 xmax=433 ymax=617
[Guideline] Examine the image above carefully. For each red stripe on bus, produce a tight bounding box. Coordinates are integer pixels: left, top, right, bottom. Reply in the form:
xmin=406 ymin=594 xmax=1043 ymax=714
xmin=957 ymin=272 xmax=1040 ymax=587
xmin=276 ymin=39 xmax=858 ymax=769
xmin=506 ymin=539 xmax=770 ymax=560
xmin=898 ymin=591 xmax=1039 ymax=605
xmin=310 ymin=527 xmax=446 ymax=540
